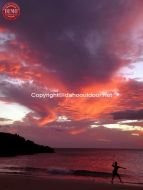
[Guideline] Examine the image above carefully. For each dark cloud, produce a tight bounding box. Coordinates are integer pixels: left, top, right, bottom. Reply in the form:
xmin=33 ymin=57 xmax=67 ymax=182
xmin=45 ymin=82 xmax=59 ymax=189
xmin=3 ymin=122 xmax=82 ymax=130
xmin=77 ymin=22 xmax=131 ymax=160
xmin=1 ymin=0 xmax=140 ymax=88
xmin=113 ymin=80 xmax=143 ymax=111
xmin=0 ymin=118 xmax=12 ymax=121
xmin=3 ymin=123 xmax=142 ymax=148
xmin=1 ymin=83 xmax=59 ymax=122
xmin=112 ymin=109 xmax=143 ymax=120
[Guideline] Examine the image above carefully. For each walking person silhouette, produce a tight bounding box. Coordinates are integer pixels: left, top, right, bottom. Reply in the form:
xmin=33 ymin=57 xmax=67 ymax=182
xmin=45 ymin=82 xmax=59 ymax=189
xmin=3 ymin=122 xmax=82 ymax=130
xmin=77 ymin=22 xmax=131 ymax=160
xmin=111 ymin=161 xmax=126 ymax=184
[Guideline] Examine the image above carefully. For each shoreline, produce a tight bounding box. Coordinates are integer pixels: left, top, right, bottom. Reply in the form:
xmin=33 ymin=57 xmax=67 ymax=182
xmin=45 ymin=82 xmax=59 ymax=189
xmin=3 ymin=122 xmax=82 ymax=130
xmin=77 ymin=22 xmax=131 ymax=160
xmin=0 ymin=173 xmax=142 ymax=190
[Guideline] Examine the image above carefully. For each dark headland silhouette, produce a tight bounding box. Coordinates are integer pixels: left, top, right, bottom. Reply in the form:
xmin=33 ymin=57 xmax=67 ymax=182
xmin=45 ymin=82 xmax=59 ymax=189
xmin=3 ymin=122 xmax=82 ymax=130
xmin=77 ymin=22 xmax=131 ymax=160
xmin=0 ymin=132 xmax=55 ymax=156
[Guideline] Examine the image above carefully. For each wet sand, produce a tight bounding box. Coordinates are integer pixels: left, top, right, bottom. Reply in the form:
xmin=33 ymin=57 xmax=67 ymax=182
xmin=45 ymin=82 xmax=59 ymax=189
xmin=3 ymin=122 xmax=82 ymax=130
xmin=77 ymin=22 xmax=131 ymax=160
xmin=0 ymin=174 xmax=142 ymax=190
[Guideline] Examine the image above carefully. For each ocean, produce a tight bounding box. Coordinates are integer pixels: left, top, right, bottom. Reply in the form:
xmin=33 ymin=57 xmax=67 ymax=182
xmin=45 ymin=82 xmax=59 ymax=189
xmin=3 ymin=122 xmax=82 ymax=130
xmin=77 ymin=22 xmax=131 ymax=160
xmin=0 ymin=149 xmax=142 ymax=185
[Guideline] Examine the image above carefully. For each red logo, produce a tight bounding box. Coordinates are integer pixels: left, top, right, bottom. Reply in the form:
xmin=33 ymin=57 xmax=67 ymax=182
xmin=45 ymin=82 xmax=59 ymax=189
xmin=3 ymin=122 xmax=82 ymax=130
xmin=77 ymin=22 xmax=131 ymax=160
xmin=2 ymin=2 xmax=20 ymax=21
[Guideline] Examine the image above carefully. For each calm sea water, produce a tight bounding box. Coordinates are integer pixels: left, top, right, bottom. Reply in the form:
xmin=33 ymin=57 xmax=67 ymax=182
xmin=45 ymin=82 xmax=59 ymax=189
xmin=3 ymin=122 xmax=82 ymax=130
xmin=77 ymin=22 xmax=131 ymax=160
xmin=0 ymin=149 xmax=142 ymax=185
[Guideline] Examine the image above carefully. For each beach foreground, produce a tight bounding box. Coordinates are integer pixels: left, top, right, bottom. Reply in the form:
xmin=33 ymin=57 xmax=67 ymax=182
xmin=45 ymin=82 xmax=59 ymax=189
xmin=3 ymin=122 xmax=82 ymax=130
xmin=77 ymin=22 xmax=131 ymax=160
xmin=0 ymin=174 xmax=142 ymax=190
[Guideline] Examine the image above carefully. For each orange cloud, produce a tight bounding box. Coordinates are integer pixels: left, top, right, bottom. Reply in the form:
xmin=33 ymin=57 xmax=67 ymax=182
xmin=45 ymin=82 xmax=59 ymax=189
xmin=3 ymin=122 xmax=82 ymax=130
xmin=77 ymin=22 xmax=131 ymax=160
xmin=0 ymin=26 xmax=143 ymax=130
xmin=58 ymin=78 xmax=122 ymax=121
xmin=0 ymin=27 xmax=65 ymax=90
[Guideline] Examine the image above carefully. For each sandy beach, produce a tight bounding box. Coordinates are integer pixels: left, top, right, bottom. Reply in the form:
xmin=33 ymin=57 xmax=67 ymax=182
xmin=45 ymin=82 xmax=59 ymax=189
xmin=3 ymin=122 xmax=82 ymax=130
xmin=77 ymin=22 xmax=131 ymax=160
xmin=0 ymin=174 xmax=142 ymax=190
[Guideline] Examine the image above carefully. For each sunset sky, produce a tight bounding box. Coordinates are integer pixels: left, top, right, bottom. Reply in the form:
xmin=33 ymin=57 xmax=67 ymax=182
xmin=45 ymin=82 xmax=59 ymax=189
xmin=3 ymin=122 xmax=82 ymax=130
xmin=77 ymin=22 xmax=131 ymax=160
xmin=0 ymin=0 xmax=143 ymax=148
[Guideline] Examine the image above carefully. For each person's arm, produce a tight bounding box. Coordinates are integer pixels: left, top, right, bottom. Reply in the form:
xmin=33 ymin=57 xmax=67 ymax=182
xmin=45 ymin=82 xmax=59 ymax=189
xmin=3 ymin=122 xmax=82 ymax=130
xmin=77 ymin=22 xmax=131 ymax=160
xmin=119 ymin=166 xmax=126 ymax=169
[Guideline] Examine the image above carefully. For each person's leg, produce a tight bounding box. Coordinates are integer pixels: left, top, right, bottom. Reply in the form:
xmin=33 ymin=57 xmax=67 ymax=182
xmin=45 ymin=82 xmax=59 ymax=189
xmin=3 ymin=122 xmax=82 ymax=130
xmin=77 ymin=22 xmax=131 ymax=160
xmin=111 ymin=174 xmax=115 ymax=184
xmin=117 ymin=174 xmax=122 ymax=183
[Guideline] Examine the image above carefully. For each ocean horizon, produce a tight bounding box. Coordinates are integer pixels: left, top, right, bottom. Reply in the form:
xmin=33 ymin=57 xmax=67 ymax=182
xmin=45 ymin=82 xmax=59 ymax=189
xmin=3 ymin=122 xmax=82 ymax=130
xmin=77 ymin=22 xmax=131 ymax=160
xmin=0 ymin=148 xmax=142 ymax=185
